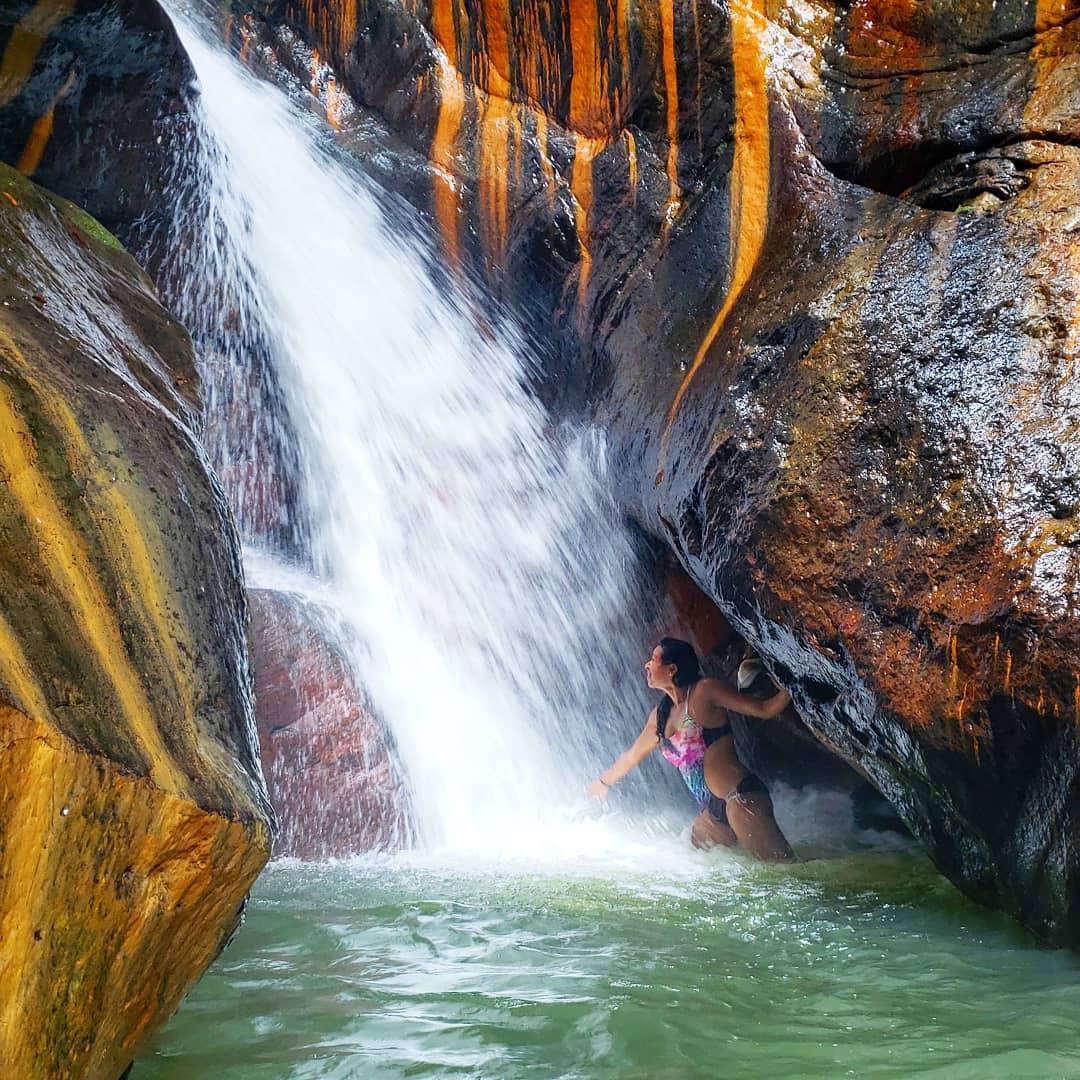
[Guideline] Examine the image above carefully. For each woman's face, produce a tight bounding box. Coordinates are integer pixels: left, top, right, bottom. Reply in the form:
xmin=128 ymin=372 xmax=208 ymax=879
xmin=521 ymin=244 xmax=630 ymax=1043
xmin=644 ymin=646 xmax=675 ymax=688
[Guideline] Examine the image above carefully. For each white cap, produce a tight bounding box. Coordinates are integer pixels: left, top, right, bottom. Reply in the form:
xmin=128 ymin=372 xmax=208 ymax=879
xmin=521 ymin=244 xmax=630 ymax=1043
xmin=736 ymin=658 xmax=762 ymax=690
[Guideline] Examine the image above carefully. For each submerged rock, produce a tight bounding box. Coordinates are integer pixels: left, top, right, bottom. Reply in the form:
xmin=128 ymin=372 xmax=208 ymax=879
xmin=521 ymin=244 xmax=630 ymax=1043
xmin=0 ymin=165 xmax=272 ymax=1075
xmin=211 ymin=0 xmax=1080 ymax=943
xmin=249 ymin=589 xmax=413 ymax=858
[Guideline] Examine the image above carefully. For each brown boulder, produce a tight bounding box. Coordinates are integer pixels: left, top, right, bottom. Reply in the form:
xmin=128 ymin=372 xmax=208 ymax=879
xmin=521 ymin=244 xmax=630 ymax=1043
xmin=0 ymin=164 xmax=271 ymax=1075
xmin=249 ymin=588 xmax=413 ymax=858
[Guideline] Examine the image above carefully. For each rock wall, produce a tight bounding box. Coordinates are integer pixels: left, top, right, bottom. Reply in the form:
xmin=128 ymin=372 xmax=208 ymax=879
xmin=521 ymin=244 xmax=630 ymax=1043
xmin=0 ymin=164 xmax=272 ymax=1076
xmin=4 ymin=0 xmax=1076 ymax=944
xmin=211 ymin=0 xmax=1080 ymax=943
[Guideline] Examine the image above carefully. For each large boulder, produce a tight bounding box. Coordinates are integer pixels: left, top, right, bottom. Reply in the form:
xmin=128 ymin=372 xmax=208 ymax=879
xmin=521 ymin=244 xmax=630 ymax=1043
xmin=0 ymin=165 xmax=272 ymax=1076
xmin=249 ymin=589 xmax=413 ymax=858
xmin=212 ymin=0 xmax=1080 ymax=942
xmin=630 ymin=3 xmax=1080 ymax=946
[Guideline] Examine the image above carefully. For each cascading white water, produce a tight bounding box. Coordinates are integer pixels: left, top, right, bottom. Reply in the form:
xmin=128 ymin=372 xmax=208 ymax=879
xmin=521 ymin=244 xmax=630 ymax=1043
xmin=166 ymin=8 xmax=665 ymax=851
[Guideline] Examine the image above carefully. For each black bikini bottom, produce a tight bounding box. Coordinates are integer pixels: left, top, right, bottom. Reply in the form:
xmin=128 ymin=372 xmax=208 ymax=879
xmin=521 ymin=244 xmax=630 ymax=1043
xmin=704 ymin=773 xmax=767 ymax=826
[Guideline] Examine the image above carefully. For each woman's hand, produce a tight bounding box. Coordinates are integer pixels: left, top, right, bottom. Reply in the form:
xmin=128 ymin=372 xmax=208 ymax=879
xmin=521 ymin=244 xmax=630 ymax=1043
xmin=585 ymin=778 xmax=611 ymax=801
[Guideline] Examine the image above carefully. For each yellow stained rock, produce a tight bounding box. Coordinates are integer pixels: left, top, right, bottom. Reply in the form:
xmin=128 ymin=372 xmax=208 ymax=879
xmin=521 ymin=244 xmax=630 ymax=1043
xmin=0 ymin=164 xmax=272 ymax=1075
xmin=0 ymin=706 xmax=268 ymax=1078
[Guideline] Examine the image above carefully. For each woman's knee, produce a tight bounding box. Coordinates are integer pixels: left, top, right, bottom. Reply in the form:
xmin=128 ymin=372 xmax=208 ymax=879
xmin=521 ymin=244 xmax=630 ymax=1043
xmin=691 ymin=810 xmax=736 ymax=849
xmin=728 ymin=795 xmax=795 ymax=862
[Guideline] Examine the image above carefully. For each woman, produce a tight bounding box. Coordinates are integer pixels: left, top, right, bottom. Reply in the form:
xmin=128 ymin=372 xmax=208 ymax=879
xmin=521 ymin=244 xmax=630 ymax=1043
xmin=586 ymin=637 xmax=796 ymax=861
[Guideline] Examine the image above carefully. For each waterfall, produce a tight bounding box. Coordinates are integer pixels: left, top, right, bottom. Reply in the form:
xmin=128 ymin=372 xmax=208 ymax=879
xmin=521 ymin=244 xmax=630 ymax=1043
xmin=164 ymin=7 xmax=662 ymax=851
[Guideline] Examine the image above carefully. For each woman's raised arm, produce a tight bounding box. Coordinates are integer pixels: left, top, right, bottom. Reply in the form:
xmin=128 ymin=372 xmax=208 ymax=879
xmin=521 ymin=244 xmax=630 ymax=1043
xmin=585 ymin=709 xmax=660 ymax=800
xmin=701 ymin=677 xmax=790 ymax=719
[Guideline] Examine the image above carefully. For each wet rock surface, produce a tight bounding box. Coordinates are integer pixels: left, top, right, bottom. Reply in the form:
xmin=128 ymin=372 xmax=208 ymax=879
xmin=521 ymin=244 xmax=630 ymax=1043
xmin=0 ymin=164 xmax=271 ymax=1076
xmin=0 ymin=0 xmax=197 ymax=273
xmin=208 ymin=0 xmax=1080 ymax=943
xmin=249 ymin=589 xmax=413 ymax=858
xmin=9 ymin=0 xmax=1073 ymax=941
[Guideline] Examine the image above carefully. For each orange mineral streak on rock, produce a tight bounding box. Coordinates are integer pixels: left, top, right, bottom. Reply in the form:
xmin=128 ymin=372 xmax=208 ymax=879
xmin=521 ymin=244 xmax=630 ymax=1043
xmin=947 ymin=628 xmax=961 ymax=702
xmin=16 ymin=375 xmax=213 ymax=776
xmin=238 ymin=19 xmax=253 ymax=64
xmin=429 ymin=0 xmax=466 ymax=265
xmin=13 ymin=71 xmax=68 ymax=175
xmin=568 ymin=0 xmax=609 ymax=138
xmin=514 ymin=0 xmax=544 ymax=107
xmin=0 ymin=376 xmax=187 ymax=797
xmin=0 ymin=705 xmax=269 ymax=1078
xmin=325 ymin=75 xmax=343 ymax=128
xmin=1035 ymin=0 xmax=1077 ymax=32
xmin=477 ymin=93 xmax=515 ymax=263
xmin=296 ymin=0 xmax=357 ymax=63
xmin=572 ymin=135 xmax=601 ymax=311
xmin=616 ymin=0 xmax=632 ymax=116
xmin=432 ymin=56 xmax=466 ymax=268
xmin=478 ymin=0 xmax=513 ymax=99
xmin=659 ymin=0 xmax=770 ymax=469
xmin=0 ymin=0 xmax=74 ymax=108
xmin=842 ymin=0 xmax=926 ymax=69
xmin=659 ymin=0 xmax=682 ymax=220
xmin=331 ymin=0 xmax=358 ymax=56
xmin=842 ymin=0 xmax=925 ymax=196
xmin=430 ymin=0 xmax=458 ymax=60
xmin=0 ymin=315 xmax=206 ymax=747
xmin=0 ymin=610 xmax=49 ymax=722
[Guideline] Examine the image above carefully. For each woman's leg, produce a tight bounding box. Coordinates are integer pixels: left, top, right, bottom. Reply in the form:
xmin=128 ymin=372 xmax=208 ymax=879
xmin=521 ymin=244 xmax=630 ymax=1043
xmin=690 ymin=808 xmax=738 ymax=850
xmin=725 ymin=787 xmax=796 ymax=862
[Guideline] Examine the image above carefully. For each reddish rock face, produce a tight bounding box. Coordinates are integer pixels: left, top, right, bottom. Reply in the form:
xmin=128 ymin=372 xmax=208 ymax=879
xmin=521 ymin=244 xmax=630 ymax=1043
xmin=249 ymin=589 xmax=413 ymax=858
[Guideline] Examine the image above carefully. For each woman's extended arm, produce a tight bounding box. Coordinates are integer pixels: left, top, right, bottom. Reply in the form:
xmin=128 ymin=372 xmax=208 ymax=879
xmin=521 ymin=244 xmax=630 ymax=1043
xmin=585 ymin=710 xmax=660 ymax=800
xmin=701 ymin=677 xmax=790 ymax=719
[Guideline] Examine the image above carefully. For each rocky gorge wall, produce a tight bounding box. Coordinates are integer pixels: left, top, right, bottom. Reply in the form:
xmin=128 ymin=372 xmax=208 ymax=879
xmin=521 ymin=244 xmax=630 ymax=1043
xmin=2 ymin=0 xmax=1079 ymax=953
xmin=206 ymin=0 xmax=1080 ymax=944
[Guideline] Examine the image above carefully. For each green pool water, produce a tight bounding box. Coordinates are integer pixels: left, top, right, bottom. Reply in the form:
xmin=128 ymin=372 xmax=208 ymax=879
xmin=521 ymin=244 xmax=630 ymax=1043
xmin=135 ymin=818 xmax=1080 ymax=1080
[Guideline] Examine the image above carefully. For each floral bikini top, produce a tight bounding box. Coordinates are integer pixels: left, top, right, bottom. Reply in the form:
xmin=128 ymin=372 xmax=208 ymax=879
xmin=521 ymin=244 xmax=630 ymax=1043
xmin=660 ymin=685 xmax=732 ymax=774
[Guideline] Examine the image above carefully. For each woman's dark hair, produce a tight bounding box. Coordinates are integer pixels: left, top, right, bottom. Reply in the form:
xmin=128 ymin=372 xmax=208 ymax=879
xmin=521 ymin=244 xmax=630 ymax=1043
xmin=655 ymin=637 xmax=702 ymax=741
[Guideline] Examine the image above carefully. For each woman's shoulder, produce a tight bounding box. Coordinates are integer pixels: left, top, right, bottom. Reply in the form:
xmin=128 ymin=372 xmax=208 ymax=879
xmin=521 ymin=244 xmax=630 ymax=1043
xmin=695 ymin=677 xmax=738 ymax=706
xmin=696 ymin=676 xmax=729 ymax=694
